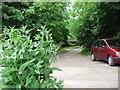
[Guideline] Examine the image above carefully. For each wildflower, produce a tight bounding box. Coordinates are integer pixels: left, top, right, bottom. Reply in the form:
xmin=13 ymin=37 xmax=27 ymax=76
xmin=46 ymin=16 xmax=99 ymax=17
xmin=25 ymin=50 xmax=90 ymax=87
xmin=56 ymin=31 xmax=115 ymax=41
xmin=19 ymin=71 xmax=22 ymax=75
xmin=3 ymin=31 xmax=6 ymax=35
xmin=20 ymin=54 xmax=23 ymax=59
xmin=8 ymin=45 xmax=12 ymax=49
xmin=0 ymin=53 xmax=5 ymax=59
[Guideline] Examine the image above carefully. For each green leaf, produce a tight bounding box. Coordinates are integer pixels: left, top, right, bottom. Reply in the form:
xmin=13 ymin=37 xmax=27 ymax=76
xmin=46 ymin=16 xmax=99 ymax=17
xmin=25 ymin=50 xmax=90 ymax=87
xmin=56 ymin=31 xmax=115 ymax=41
xmin=35 ymin=69 xmax=40 ymax=74
xmin=19 ymin=59 xmax=35 ymax=72
xmin=29 ymin=76 xmax=39 ymax=88
xmin=51 ymin=67 xmax=62 ymax=71
xmin=0 ymin=45 xmax=3 ymax=53
xmin=2 ymin=68 xmax=17 ymax=76
xmin=16 ymin=84 xmax=22 ymax=88
xmin=25 ymin=76 xmax=32 ymax=87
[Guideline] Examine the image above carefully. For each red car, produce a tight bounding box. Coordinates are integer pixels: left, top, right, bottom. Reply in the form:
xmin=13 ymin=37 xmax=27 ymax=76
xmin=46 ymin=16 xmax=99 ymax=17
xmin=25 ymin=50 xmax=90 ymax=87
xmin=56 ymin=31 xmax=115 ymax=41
xmin=91 ymin=38 xmax=120 ymax=66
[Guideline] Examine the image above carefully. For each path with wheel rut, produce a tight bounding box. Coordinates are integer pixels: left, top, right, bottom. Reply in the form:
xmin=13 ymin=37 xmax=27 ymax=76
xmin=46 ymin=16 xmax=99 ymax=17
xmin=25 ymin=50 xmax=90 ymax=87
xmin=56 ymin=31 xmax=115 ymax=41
xmin=52 ymin=47 xmax=118 ymax=88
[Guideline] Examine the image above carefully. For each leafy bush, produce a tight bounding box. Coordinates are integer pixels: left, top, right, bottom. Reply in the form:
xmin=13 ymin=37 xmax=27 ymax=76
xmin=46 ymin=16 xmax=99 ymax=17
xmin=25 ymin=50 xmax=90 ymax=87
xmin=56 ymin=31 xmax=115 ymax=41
xmin=81 ymin=48 xmax=91 ymax=56
xmin=115 ymin=32 xmax=120 ymax=38
xmin=0 ymin=26 xmax=63 ymax=89
xmin=71 ymin=2 xmax=120 ymax=49
xmin=2 ymin=2 xmax=69 ymax=45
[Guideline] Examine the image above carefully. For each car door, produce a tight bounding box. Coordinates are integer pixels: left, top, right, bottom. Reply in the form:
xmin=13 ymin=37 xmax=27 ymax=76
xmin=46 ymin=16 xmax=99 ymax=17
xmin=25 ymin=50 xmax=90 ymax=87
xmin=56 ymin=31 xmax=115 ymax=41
xmin=93 ymin=40 xmax=100 ymax=59
xmin=99 ymin=40 xmax=108 ymax=61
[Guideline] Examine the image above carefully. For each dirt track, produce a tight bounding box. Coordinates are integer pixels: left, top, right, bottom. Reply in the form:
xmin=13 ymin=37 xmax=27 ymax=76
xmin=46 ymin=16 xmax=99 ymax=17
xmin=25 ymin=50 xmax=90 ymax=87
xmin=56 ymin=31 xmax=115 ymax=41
xmin=52 ymin=48 xmax=118 ymax=88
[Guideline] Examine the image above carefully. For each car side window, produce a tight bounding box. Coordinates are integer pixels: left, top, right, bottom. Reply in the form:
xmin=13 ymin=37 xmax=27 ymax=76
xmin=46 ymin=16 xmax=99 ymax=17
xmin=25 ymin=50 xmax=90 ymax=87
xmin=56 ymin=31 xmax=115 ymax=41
xmin=95 ymin=40 xmax=100 ymax=48
xmin=100 ymin=40 xmax=107 ymax=48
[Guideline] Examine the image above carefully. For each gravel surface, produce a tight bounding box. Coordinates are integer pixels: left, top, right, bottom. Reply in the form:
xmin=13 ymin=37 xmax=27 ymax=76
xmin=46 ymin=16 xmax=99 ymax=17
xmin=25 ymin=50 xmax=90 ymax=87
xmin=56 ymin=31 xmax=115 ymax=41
xmin=52 ymin=48 xmax=118 ymax=88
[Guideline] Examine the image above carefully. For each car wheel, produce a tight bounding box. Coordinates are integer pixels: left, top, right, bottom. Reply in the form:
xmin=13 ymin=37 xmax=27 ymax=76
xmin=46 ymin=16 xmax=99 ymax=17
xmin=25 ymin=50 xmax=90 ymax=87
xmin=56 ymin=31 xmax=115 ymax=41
xmin=91 ymin=53 xmax=96 ymax=61
xmin=108 ymin=55 xmax=115 ymax=66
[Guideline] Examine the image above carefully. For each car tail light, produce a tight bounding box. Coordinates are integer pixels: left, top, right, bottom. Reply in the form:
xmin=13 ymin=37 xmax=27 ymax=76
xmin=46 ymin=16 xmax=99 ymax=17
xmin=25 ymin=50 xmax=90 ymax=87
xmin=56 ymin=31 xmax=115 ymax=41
xmin=116 ymin=52 xmax=120 ymax=58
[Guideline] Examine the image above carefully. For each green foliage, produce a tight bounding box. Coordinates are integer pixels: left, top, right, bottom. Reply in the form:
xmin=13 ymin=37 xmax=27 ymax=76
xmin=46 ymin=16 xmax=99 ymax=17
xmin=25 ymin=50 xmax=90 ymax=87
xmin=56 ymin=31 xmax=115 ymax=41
xmin=58 ymin=48 xmax=69 ymax=54
xmin=71 ymin=2 xmax=120 ymax=49
xmin=2 ymin=2 xmax=30 ymax=28
xmin=28 ymin=2 xmax=69 ymax=45
xmin=2 ymin=2 xmax=69 ymax=45
xmin=70 ymin=2 xmax=98 ymax=48
xmin=97 ymin=2 xmax=120 ymax=38
xmin=0 ymin=26 xmax=63 ymax=88
xmin=81 ymin=48 xmax=91 ymax=56
xmin=115 ymin=32 xmax=120 ymax=38
xmin=58 ymin=46 xmax=80 ymax=54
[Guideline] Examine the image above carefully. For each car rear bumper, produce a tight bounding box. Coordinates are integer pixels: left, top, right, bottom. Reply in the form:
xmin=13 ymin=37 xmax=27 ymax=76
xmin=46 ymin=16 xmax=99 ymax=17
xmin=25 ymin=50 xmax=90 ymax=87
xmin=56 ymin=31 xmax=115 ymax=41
xmin=113 ymin=57 xmax=120 ymax=64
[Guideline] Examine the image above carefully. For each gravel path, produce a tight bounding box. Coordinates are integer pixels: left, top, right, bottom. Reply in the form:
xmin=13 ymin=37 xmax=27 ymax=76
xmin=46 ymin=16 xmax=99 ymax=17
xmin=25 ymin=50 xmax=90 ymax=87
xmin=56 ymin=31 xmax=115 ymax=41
xmin=52 ymin=48 xmax=118 ymax=88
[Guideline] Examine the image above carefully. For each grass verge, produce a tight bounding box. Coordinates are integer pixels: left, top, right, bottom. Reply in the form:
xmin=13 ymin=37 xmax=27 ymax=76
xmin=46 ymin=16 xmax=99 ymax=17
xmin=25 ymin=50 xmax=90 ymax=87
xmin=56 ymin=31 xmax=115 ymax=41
xmin=58 ymin=46 xmax=80 ymax=54
xmin=81 ymin=48 xmax=91 ymax=56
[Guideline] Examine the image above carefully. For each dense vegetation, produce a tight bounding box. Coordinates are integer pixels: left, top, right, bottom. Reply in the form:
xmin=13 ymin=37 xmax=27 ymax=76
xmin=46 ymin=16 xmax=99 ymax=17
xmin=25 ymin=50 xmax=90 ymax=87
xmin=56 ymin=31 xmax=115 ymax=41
xmin=1 ymin=2 xmax=68 ymax=89
xmin=2 ymin=2 xmax=69 ymax=45
xmin=70 ymin=2 xmax=120 ymax=50
xmin=0 ymin=1 xmax=120 ymax=88
xmin=2 ymin=2 xmax=120 ymax=49
xmin=0 ymin=26 xmax=63 ymax=88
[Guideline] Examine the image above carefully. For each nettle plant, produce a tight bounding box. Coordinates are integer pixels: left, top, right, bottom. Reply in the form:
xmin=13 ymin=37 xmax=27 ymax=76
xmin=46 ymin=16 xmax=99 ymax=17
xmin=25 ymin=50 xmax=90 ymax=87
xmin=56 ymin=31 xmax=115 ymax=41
xmin=0 ymin=26 xmax=63 ymax=88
